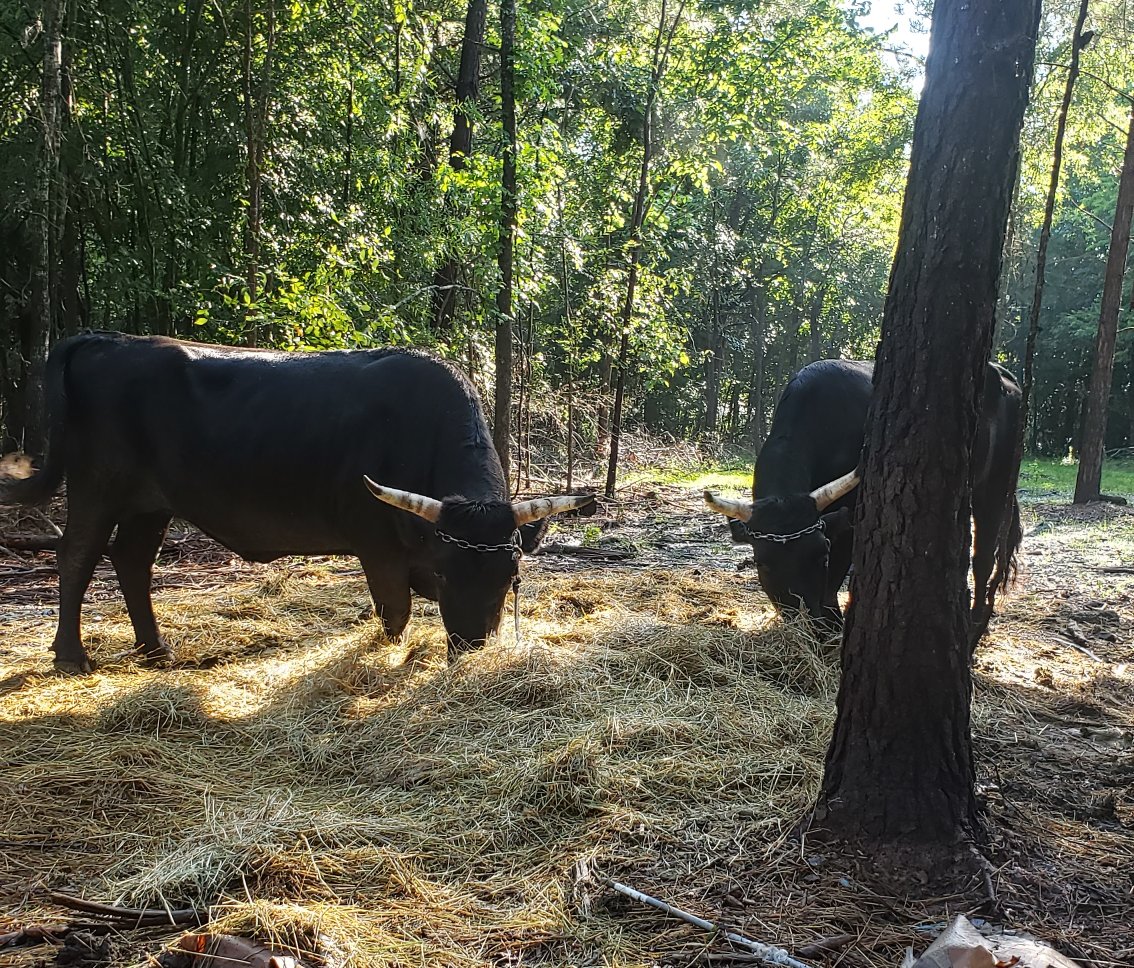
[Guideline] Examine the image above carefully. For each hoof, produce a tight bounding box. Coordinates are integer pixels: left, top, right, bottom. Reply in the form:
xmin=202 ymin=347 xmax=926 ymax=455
xmin=53 ymin=656 xmax=94 ymax=675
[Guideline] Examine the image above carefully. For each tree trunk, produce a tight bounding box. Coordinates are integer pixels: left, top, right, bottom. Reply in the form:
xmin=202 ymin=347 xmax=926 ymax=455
xmin=605 ymin=0 xmax=684 ymax=498
xmin=242 ymin=0 xmax=275 ymax=347
xmin=1017 ymin=0 xmax=1090 ymax=463
xmin=746 ymin=281 xmax=767 ymax=449
xmin=493 ymin=0 xmax=516 ymax=472
xmin=808 ymin=285 xmax=826 ymax=363
xmin=26 ymin=0 xmax=66 ymax=454
xmin=814 ymin=0 xmax=1041 ymax=850
xmin=432 ymin=0 xmax=488 ymax=332
xmin=703 ymin=295 xmax=722 ymax=436
xmin=1074 ymin=100 xmax=1134 ymax=503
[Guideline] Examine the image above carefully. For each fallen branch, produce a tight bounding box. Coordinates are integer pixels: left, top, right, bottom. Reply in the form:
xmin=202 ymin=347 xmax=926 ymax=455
xmin=1051 ymin=635 xmax=1104 ymax=663
xmin=49 ymin=892 xmax=205 ymax=927
xmin=1097 ymin=566 xmax=1134 ymax=574
xmin=0 ymin=535 xmax=60 ymax=551
xmin=794 ymin=934 xmax=855 ymax=958
xmin=0 ymin=922 xmax=110 ymax=949
xmin=536 ymin=542 xmax=636 ymax=560
xmin=604 ymin=879 xmax=811 ymax=968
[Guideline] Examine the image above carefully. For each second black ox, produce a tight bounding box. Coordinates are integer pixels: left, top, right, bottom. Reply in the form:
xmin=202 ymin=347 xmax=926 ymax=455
xmin=704 ymin=359 xmax=1022 ymax=637
xmin=1 ymin=332 xmax=593 ymax=673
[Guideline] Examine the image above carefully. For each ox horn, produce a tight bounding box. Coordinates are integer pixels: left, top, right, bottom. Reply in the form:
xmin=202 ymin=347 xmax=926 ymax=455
xmin=512 ymin=494 xmax=594 ymax=526
xmin=809 ymin=470 xmax=861 ymax=511
xmin=703 ymin=491 xmax=754 ymax=523
xmin=363 ymin=477 xmax=444 ymax=523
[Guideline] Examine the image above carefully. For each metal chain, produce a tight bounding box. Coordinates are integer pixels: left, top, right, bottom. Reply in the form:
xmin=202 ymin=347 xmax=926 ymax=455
xmin=743 ymin=520 xmax=824 ymax=544
xmin=436 ymin=528 xmax=523 ymax=559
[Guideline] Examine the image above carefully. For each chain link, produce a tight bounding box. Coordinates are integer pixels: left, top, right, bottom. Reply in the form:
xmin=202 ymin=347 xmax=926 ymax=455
xmin=742 ymin=520 xmax=824 ymax=544
xmin=435 ymin=527 xmax=524 ymax=560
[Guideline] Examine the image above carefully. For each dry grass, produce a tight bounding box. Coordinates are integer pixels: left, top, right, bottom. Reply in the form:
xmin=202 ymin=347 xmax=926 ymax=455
xmin=1 ymin=494 xmax=1132 ymax=967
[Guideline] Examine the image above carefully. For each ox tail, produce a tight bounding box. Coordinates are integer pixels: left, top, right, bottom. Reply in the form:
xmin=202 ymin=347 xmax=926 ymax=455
xmin=0 ymin=339 xmax=72 ymax=506
xmin=990 ymin=494 xmax=1022 ymax=597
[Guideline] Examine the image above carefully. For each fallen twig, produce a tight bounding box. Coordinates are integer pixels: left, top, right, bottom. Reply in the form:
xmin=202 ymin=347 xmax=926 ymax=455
xmin=1051 ymin=635 xmax=1104 ymax=663
xmin=1096 ymin=566 xmax=1134 ymax=574
xmin=49 ymin=892 xmax=204 ymax=927
xmin=0 ymin=922 xmax=110 ymax=949
xmin=794 ymin=934 xmax=855 ymax=958
xmin=605 ymin=879 xmax=811 ymax=968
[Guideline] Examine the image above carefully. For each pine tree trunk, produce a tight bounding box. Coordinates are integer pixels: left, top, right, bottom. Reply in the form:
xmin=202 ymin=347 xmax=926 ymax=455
xmin=1074 ymin=101 xmax=1134 ymax=503
xmin=27 ymin=0 xmax=66 ymax=454
xmin=493 ymin=0 xmax=516 ymax=473
xmin=432 ymin=0 xmax=488 ymax=332
xmin=814 ymin=0 xmax=1041 ymax=851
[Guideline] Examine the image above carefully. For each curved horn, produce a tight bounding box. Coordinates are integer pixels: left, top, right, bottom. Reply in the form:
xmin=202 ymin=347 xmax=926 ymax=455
xmin=703 ymin=491 xmax=753 ymax=523
xmin=512 ymin=494 xmax=594 ymax=526
xmin=363 ymin=477 xmax=443 ymax=523
xmin=809 ymin=470 xmax=860 ymax=512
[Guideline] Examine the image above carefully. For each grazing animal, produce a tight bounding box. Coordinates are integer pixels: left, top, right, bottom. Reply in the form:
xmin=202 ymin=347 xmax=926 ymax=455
xmin=705 ymin=359 xmax=1022 ymax=639
xmin=0 ymin=332 xmax=593 ymax=672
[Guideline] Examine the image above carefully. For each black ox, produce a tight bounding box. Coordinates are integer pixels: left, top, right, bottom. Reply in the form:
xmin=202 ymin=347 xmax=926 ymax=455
xmin=705 ymin=359 xmax=1022 ymax=638
xmin=1 ymin=332 xmax=593 ymax=673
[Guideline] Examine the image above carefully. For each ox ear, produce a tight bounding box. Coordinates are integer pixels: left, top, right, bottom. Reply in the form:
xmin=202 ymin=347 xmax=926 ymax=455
xmin=518 ymin=519 xmax=551 ymax=554
xmin=704 ymin=490 xmax=754 ymax=522
xmin=820 ymin=507 xmax=853 ymax=539
xmin=727 ymin=518 xmax=750 ymax=545
xmin=363 ymin=477 xmax=444 ymax=523
xmin=512 ymin=494 xmax=595 ymax=526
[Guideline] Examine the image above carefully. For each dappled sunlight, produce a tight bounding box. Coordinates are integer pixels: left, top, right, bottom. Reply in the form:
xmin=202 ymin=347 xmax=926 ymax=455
xmin=2 ymin=492 xmax=1132 ymax=963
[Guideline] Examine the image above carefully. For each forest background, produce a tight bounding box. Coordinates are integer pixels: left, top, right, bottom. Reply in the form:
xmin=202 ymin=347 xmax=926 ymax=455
xmin=1 ymin=0 xmax=1131 ymax=486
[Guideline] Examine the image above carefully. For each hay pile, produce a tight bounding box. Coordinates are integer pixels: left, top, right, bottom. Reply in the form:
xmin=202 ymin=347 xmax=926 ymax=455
xmin=0 ymin=547 xmax=845 ymax=966
xmin=2 ymin=493 xmax=1132 ymax=967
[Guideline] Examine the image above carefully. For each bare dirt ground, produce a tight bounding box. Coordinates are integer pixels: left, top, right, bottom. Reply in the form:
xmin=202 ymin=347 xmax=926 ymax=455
xmin=0 ymin=485 xmax=1132 ymax=967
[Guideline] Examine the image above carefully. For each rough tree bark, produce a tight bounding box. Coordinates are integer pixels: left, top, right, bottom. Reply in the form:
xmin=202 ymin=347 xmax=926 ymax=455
xmin=813 ymin=0 xmax=1041 ymax=852
xmin=26 ymin=0 xmax=66 ymax=454
xmin=1074 ymin=99 xmax=1134 ymax=503
xmin=492 ymin=0 xmax=516 ymax=472
xmin=432 ymin=0 xmax=488 ymax=331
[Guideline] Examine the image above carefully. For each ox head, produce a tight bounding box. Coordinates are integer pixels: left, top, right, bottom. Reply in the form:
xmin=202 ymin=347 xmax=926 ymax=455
xmin=363 ymin=479 xmax=594 ymax=658
xmin=704 ymin=470 xmax=859 ymax=625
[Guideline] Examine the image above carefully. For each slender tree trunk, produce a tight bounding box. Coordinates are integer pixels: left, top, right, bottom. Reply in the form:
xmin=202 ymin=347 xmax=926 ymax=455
xmin=27 ymin=0 xmax=66 ymax=454
xmin=746 ymin=281 xmax=767 ymax=449
xmin=605 ymin=0 xmax=684 ymax=498
xmin=808 ymin=285 xmax=826 ymax=362
xmin=493 ymin=0 xmax=516 ymax=472
xmin=814 ymin=0 xmax=1041 ymax=852
xmin=704 ymin=295 xmax=722 ymax=435
xmin=432 ymin=0 xmax=488 ymax=331
xmin=242 ymin=0 xmax=275 ymax=348
xmin=1075 ymin=99 xmax=1134 ymax=503
xmin=1018 ymin=0 xmax=1091 ymax=459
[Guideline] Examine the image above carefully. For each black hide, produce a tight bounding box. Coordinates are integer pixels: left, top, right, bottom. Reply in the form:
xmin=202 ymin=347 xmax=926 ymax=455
xmin=2 ymin=332 xmax=564 ymax=670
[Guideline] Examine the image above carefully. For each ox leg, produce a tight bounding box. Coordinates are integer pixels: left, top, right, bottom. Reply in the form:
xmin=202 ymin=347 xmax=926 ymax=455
xmin=359 ymin=556 xmax=412 ymax=640
xmin=110 ymin=512 xmax=173 ymax=664
xmin=820 ymin=535 xmax=854 ymax=630
xmin=52 ymin=506 xmax=116 ymax=674
xmin=970 ymin=498 xmax=999 ymax=649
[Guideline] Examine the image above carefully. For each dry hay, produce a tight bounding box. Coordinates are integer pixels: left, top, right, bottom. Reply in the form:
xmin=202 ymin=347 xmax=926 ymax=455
xmin=0 ymin=494 xmax=1132 ymax=966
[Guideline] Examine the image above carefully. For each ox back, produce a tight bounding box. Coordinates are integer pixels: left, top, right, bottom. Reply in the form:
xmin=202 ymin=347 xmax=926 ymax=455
xmin=730 ymin=359 xmax=1022 ymax=643
xmin=1 ymin=332 xmax=584 ymax=672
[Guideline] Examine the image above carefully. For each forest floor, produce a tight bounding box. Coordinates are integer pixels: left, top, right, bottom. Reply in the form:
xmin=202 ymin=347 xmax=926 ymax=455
xmin=0 ymin=461 xmax=1132 ymax=968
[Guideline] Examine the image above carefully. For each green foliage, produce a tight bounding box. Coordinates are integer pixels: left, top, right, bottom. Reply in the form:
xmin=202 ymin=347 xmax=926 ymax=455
xmin=11 ymin=0 xmax=1127 ymax=473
